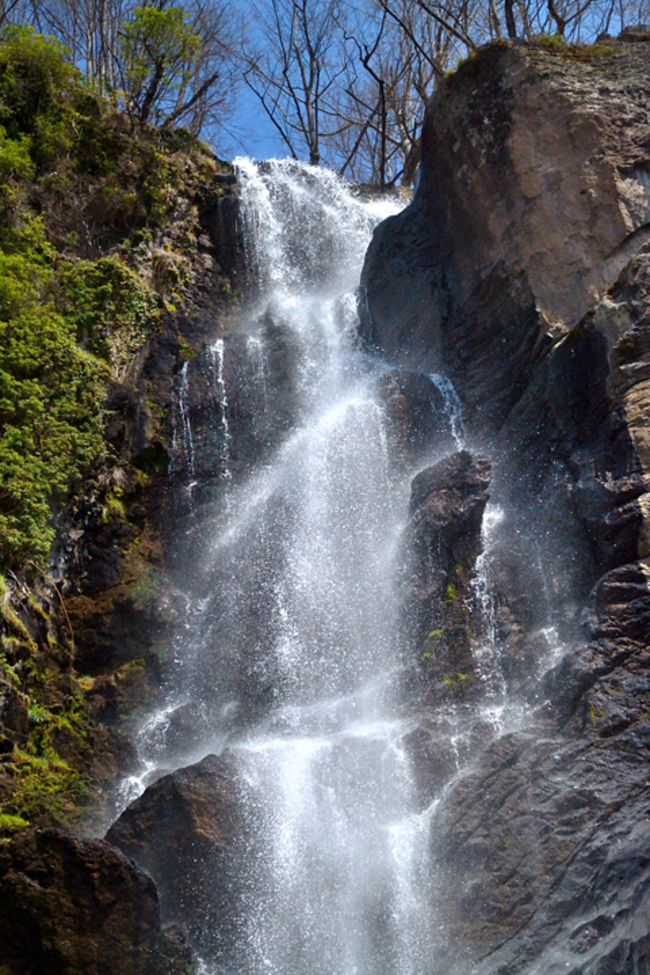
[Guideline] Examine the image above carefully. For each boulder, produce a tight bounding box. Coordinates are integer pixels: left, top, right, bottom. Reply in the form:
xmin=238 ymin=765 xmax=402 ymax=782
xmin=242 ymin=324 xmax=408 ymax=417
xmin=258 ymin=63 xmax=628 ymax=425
xmin=0 ymin=827 xmax=195 ymax=975
xmin=107 ymin=752 xmax=249 ymax=963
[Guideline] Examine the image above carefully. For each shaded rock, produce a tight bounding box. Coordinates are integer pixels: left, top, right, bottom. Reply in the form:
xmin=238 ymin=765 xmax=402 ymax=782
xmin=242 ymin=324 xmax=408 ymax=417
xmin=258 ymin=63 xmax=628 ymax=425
xmin=400 ymin=723 xmax=460 ymax=811
xmin=431 ymin=715 xmax=650 ymax=975
xmin=0 ymin=680 xmax=29 ymax=749
xmin=403 ymin=451 xmax=491 ymax=698
xmin=0 ymin=827 xmax=195 ymax=975
xmin=107 ymin=752 xmax=249 ymax=963
xmin=375 ymin=370 xmax=455 ymax=470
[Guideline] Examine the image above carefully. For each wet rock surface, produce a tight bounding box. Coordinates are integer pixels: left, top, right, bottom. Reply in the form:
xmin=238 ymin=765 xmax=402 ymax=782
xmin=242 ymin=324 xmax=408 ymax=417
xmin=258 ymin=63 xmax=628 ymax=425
xmin=169 ymin=311 xmax=303 ymax=503
xmin=375 ymin=370 xmax=455 ymax=470
xmin=107 ymin=752 xmax=250 ymax=963
xmin=403 ymin=450 xmax=491 ymax=700
xmin=0 ymin=827 xmax=196 ymax=975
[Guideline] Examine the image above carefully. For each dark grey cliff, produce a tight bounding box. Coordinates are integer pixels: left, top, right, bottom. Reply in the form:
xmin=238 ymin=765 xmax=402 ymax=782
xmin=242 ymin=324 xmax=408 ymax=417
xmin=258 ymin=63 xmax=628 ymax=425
xmin=363 ymin=32 xmax=650 ymax=975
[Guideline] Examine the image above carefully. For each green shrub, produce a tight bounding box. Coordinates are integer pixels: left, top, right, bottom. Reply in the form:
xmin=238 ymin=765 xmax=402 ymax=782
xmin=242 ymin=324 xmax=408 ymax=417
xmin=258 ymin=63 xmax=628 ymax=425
xmin=0 ymin=26 xmax=80 ymax=169
xmin=59 ymin=256 xmax=156 ymax=366
xmin=0 ymin=222 xmax=107 ymax=569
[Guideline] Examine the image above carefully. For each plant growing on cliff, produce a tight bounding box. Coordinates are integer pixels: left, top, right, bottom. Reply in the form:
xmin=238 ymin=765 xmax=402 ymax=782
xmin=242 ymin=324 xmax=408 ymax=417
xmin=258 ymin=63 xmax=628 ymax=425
xmin=58 ymin=256 xmax=156 ymax=373
xmin=0 ymin=26 xmax=81 ymax=170
xmin=0 ymin=221 xmax=107 ymax=570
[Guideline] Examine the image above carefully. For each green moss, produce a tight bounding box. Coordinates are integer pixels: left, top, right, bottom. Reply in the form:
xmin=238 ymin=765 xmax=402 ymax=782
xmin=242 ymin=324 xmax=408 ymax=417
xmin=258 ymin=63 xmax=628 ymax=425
xmin=0 ymin=650 xmax=21 ymax=684
xmin=444 ymin=582 xmax=458 ymax=605
xmin=589 ymin=704 xmax=606 ymax=726
xmin=102 ymin=485 xmax=127 ymax=522
xmin=442 ymin=673 xmax=457 ymax=692
xmin=0 ymin=604 xmax=37 ymax=652
xmin=6 ymin=746 xmax=86 ymax=825
xmin=533 ymin=34 xmax=616 ymax=59
xmin=442 ymin=672 xmax=470 ymax=696
xmin=177 ymin=333 xmax=198 ymax=363
xmin=0 ymin=812 xmax=29 ymax=834
xmin=533 ymin=32 xmax=568 ymax=52
xmin=58 ymin=256 xmax=156 ymax=369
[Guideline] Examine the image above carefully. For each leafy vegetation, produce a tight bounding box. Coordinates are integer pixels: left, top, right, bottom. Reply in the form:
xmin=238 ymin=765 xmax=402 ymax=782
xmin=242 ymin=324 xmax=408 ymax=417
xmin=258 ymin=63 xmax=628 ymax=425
xmin=120 ymin=6 xmax=201 ymax=126
xmin=0 ymin=241 xmax=108 ymax=569
xmin=0 ymin=22 xmax=220 ymax=834
xmin=0 ymin=26 xmax=211 ymax=573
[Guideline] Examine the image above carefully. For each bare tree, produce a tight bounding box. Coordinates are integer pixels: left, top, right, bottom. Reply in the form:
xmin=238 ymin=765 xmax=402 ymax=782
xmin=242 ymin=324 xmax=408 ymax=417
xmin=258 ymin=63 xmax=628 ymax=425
xmin=241 ymin=0 xmax=345 ymax=165
xmin=115 ymin=0 xmax=239 ymax=130
xmin=322 ymin=0 xmax=457 ymax=184
xmin=26 ymin=0 xmax=125 ymax=92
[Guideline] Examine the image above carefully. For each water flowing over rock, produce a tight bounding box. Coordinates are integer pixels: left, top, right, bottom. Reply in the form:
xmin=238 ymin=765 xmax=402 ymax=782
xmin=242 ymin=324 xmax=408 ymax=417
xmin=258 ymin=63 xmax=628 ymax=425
xmin=112 ymin=160 xmax=454 ymax=973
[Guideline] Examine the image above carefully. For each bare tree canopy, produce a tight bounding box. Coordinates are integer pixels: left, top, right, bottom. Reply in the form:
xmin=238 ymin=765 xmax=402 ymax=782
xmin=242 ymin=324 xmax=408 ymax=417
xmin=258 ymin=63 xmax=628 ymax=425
xmin=1 ymin=0 xmax=649 ymax=178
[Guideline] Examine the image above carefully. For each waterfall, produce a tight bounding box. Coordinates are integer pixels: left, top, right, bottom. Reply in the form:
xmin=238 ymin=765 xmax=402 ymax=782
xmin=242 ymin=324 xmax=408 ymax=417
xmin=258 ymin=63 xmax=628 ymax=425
xmin=115 ymin=159 xmax=519 ymax=974
xmin=221 ymin=160 xmax=432 ymax=974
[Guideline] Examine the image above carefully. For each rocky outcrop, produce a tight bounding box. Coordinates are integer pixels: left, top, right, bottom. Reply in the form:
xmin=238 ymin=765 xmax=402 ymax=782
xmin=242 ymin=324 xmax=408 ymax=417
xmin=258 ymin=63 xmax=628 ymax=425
xmin=363 ymin=32 xmax=650 ymax=975
xmin=362 ymin=37 xmax=650 ymax=426
xmin=0 ymin=827 xmax=196 ymax=974
xmin=107 ymin=753 xmax=249 ymax=963
xmin=402 ymin=450 xmax=491 ymax=699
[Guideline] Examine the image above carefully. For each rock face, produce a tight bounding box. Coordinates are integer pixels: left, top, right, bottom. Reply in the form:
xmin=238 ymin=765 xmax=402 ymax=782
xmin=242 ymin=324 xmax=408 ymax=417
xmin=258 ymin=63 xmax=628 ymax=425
xmin=402 ymin=450 xmax=491 ymax=699
xmin=375 ymin=371 xmax=455 ymax=470
xmin=107 ymin=753 xmax=248 ymax=963
xmin=169 ymin=311 xmax=303 ymax=504
xmin=0 ymin=827 xmax=195 ymax=975
xmin=363 ymin=34 xmax=650 ymax=975
xmin=362 ymin=38 xmax=650 ymax=424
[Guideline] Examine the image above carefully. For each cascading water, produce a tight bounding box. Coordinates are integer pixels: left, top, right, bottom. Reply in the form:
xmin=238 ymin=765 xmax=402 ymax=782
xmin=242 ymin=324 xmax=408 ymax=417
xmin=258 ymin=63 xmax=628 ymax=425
xmin=213 ymin=160 xmax=435 ymax=974
xmin=115 ymin=159 xmax=529 ymax=974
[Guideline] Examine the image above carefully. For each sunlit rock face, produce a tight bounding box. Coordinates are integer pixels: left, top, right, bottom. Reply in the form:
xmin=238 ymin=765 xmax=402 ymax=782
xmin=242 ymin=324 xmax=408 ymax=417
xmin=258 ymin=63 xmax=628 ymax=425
xmin=363 ymin=34 xmax=650 ymax=975
xmin=362 ymin=37 xmax=650 ymax=426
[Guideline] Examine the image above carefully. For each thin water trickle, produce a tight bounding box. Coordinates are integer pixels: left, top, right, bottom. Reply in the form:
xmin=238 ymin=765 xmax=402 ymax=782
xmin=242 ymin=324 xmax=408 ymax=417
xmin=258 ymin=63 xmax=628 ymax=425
xmin=429 ymin=373 xmax=466 ymax=449
xmin=209 ymin=337 xmax=233 ymax=481
xmin=178 ymin=360 xmax=198 ymax=494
